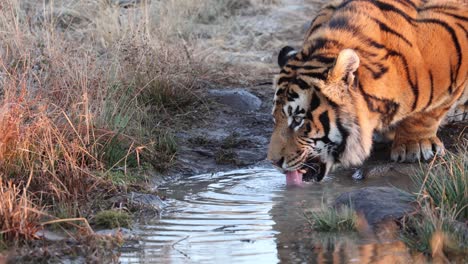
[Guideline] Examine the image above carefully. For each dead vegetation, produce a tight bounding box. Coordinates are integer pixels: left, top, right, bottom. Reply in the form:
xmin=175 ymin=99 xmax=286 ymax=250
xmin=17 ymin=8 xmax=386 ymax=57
xmin=0 ymin=0 xmax=279 ymax=252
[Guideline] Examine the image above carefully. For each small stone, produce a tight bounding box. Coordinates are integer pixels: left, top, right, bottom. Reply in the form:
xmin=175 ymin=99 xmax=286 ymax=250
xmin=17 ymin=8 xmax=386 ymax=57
xmin=351 ymin=168 xmax=364 ymax=180
xmin=35 ymin=230 xmax=67 ymax=242
xmin=207 ymin=89 xmax=262 ymax=112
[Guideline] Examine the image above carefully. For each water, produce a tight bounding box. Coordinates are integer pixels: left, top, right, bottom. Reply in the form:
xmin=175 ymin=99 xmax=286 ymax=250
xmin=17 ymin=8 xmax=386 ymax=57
xmin=119 ymin=167 xmax=419 ymax=264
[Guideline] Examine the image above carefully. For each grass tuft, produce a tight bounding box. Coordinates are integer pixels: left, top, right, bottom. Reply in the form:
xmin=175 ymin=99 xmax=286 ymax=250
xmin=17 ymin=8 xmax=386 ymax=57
xmin=305 ymin=206 xmax=357 ymax=232
xmin=94 ymin=210 xmax=132 ymax=229
xmin=402 ymin=144 xmax=468 ymax=254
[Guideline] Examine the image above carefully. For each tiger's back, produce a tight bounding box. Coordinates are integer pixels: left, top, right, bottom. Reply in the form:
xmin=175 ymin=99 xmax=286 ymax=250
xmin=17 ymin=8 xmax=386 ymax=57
xmin=305 ymin=0 xmax=467 ymax=122
xmin=267 ymin=0 xmax=467 ymax=181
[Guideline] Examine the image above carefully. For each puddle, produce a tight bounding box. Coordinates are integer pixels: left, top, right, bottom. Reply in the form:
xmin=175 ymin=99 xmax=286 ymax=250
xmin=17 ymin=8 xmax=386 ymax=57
xmin=118 ymin=167 xmax=427 ymax=263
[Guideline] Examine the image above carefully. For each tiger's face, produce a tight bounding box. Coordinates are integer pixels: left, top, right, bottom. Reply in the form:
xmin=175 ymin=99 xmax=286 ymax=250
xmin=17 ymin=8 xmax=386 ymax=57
xmin=267 ymin=46 xmax=365 ymax=181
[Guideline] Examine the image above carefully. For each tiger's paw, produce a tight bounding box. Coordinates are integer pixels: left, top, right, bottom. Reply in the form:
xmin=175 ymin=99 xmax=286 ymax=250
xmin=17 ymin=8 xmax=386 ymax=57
xmin=390 ymin=136 xmax=445 ymax=163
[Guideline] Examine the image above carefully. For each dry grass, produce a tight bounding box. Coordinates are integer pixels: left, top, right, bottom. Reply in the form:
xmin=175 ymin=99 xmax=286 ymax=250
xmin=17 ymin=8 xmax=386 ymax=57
xmin=0 ymin=0 xmax=271 ymax=247
xmin=0 ymin=180 xmax=42 ymax=245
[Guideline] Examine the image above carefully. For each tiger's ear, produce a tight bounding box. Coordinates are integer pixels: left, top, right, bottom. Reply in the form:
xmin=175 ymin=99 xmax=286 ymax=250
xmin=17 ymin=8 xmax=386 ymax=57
xmin=322 ymin=49 xmax=359 ymax=104
xmin=278 ymin=46 xmax=297 ymax=68
xmin=329 ymin=49 xmax=360 ymax=86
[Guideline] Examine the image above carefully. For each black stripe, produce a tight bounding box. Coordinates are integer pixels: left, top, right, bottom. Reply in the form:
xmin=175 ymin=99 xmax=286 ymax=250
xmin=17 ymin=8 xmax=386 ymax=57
xmin=279 ymin=76 xmax=312 ymax=90
xmin=435 ymin=10 xmax=468 ymax=22
xmin=333 ymin=119 xmax=349 ymax=161
xmin=312 ymin=136 xmax=332 ymax=145
xmin=395 ymin=0 xmax=417 ymax=9
xmin=306 ymin=38 xmax=343 ymax=55
xmin=310 ymin=55 xmax=336 ymax=64
xmin=276 ymin=88 xmax=284 ymax=96
xmin=338 ymin=0 xmax=415 ymax=25
xmin=328 ymin=16 xmax=350 ymax=30
xmin=287 ymin=106 xmax=292 ymax=116
xmin=415 ymin=5 xmax=468 ymax=25
xmin=358 ymin=82 xmax=400 ymax=125
xmin=370 ymin=17 xmax=413 ymax=47
xmin=456 ymin=23 xmax=468 ymax=38
xmin=309 ymin=4 xmax=336 ymax=25
xmin=362 ymin=63 xmax=389 ymax=80
xmin=309 ymin=13 xmax=327 ymax=26
xmin=323 ymin=4 xmax=337 ymax=11
xmin=319 ymin=111 xmax=330 ymax=136
xmin=293 ymin=78 xmax=310 ymax=90
xmin=287 ymin=90 xmax=299 ymax=101
xmin=278 ymin=76 xmax=294 ymax=85
xmin=288 ymin=64 xmax=323 ymax=70
xmin=417 ymin=19 xmax=462 ymax=86
xmin=385 ymin=50 xmax=418 ymax=110
xmin=426 ymin=70 xmax=434 ymax=109
xmin=307 ymin=4 xmax=336 ymax=33
xmin=327 ymin=22 xmax=386 ymax=50
xmin=373 ymin=0 xmax=415 ymax=24
xmin=308 ymin=23 xmax=324 ymax=36
xmin=413 ymin=69 xmax=420 ymax=109
xmin=304 ymin=123 xmax=311 ymax=134
xmin=295 ymin=106 xmax=306 ymax=115
xmin=288 ymin=89 xmax=299 ymax=99
xmin=350 ymin=45 xmax=380 ymax=58
xmin=301 ymin=71 xmax=327 ymax=80
xmin=288 ymin=157 xmax=303 ymax=168
xmin=310 ymin=92 xmax=321 ymax=112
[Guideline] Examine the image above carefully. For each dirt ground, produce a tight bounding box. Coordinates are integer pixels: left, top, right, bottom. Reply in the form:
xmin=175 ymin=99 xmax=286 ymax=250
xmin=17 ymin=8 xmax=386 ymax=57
xmin=167 ymin=0 xmax=316 ymax=176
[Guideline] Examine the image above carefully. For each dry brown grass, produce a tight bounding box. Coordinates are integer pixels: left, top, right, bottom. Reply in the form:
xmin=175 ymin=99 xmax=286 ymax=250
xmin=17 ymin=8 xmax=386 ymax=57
xmin=0 ymin=180 xmax=42 ymax=245
xmin=0 ymin=0 xmax=268 ymax=247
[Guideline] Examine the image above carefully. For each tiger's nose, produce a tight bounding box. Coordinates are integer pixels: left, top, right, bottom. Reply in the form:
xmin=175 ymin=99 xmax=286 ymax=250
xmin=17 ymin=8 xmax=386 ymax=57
xmin=272 ymin=157 xmax=284 ymax=168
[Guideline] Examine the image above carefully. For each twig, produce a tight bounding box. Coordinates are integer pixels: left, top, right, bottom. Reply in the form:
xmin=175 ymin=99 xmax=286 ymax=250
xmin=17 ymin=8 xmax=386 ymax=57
xmin=171 ymin=235 xmax=191 ymax=259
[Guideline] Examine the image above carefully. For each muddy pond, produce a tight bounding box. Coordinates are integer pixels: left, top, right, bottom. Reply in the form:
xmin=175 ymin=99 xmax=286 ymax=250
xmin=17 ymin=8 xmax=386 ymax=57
xmin=118 ymin=163 xmax=424 ymax=263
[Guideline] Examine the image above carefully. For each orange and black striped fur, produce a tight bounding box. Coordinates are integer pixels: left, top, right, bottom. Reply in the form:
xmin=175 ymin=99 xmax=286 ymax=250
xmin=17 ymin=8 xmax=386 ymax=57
xmin=267 ymin=0 xmax=467 ymax=181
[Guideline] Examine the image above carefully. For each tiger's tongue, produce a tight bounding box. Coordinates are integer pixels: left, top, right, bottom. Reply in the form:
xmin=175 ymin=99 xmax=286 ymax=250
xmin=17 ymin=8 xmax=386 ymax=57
xmin=286 ymin=170 xmax=303 ymax=186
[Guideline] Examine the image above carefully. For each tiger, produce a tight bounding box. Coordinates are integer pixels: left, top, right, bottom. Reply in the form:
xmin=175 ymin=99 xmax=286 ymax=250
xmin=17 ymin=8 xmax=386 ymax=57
xmin=267 ymin=0 xmax=468 ymax=182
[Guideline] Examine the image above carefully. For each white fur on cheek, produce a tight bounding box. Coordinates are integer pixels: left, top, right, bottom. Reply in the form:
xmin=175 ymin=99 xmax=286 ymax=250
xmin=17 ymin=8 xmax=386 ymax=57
xmin=328 ymin=125 xmax=342 ymax=143
xmin=315 ymin=141 xmax=326 ymax=150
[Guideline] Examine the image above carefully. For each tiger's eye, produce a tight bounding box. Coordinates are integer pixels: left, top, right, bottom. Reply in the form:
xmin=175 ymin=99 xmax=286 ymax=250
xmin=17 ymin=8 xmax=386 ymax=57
xmin=293 ymin=116 xmax=303 ymax=124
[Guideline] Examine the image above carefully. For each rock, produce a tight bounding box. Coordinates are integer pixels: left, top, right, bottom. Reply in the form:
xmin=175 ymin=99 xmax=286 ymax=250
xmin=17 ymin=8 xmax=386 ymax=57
xmin=334 ymin=187 xmax=415 ymax=226
xmin=35 ymin=230 xmax=67 ymax=242
xmin=128 ymin=191 xmax=166 ymax=213
xmin=207 ymin=89 xmax=262 ymax=112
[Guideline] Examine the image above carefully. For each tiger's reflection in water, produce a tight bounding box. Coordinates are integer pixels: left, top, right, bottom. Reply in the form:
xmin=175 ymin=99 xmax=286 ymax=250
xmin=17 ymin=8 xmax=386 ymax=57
xmin=274 ymin=224 xmax=459 ymax=264
xmin=272 ymin=205 xmax=463 ymax=263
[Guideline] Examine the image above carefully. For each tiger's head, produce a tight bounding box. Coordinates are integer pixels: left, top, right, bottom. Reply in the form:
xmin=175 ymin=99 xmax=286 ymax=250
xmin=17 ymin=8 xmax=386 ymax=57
xmin=267 ymin=46 xmax=371 ymax=181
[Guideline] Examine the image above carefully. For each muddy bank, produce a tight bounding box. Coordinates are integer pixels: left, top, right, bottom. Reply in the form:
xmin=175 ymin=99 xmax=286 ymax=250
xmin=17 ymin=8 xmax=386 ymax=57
xmin=170 ymin=85 xmax=273 ymax=176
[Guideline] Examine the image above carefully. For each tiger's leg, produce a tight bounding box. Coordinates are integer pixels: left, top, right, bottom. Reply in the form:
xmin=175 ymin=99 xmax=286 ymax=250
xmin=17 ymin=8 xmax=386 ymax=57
xmin=391 ymin=108 xmax=449 ymax=162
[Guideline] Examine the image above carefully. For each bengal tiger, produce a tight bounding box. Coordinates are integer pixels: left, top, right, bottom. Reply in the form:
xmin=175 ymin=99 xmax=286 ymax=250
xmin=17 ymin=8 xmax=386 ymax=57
xmin=267 ymin=0 xmax=468 ymax=182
